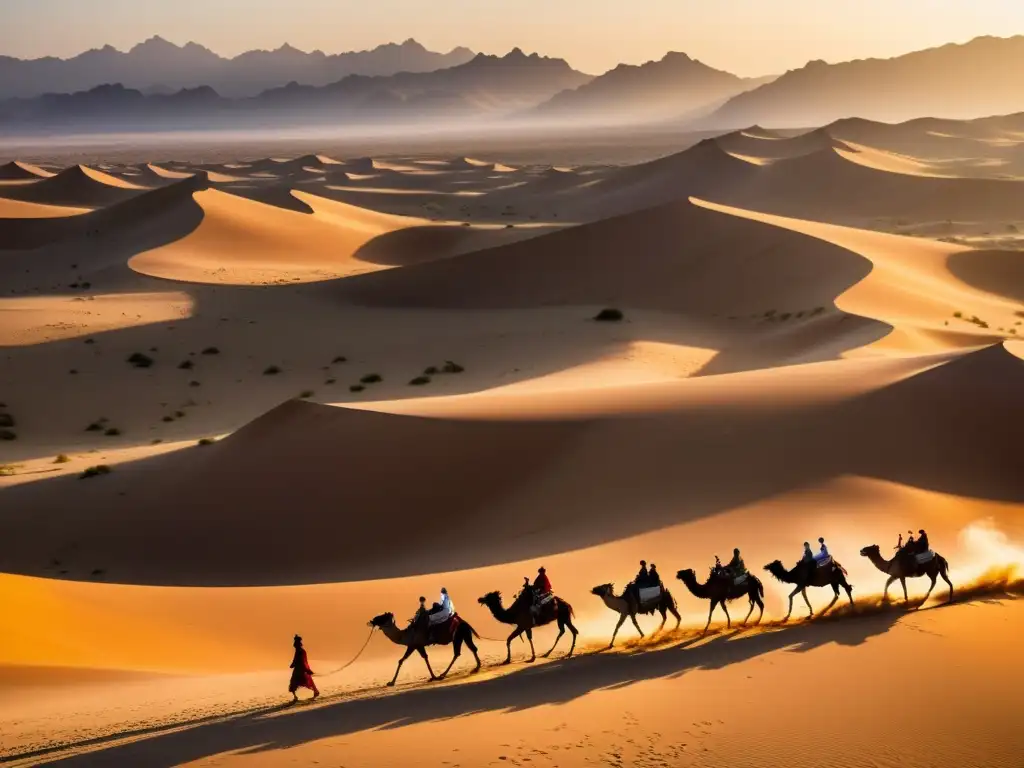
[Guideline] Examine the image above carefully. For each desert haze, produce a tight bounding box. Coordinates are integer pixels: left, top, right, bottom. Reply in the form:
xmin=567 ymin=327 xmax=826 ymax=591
xmin=1 ymin=22 xmax=1024 ymax=768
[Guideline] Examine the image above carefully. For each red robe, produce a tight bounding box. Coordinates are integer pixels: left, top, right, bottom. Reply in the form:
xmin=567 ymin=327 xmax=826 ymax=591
xmin=289 ymin=647 xmax=315 ymax=692
xmin=533 ymin=573 xmax=552 ymax=594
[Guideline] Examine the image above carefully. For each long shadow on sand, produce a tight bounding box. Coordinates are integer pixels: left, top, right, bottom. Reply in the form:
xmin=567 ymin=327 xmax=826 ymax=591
xmin=28 ymin=600 xmax=921 ymax=767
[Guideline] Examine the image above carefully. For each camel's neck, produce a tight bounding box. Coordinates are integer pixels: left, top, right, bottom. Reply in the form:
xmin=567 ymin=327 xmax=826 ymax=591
xmin=680 ymin=573 xmax=710 ymax=599
xmin=771 ymin=564 xmax=800 ymax=584
xmin=380 ymin=621 xmax=411 ymax=646
xmin=484 ymin=598 xmax=517 ymax=625
xmin=866 ymin=550 xmax=895 ymax=574
xmin=602 ymin=594 xmax=630 ymax=613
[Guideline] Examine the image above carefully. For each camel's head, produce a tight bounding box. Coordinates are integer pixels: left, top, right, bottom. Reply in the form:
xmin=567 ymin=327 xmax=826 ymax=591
xmin=368 ymin=612 xmax=394 ymax=628
xmin=860 ymin=545 xmax=880 ymax=558
xmin=676 ymin=568 xmax=695 ymax=582
xmin=478 ymin=591 xmax=501 ymax=607
xmin=763 ymin=560 xmax=784 ymax=572
xmin=590 ymin=584 xmax=614 ymax=598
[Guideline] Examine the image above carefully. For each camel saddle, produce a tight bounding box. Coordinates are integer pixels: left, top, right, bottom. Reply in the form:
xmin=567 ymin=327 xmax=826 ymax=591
xmin=815 ymin=555 xmax=832 ymax=568
xmin=427 ymin=613 xmax=460 ymax=645
xmin=637 ymin=586 xmax=662 ymax=605
xmin=732 ymin=572 xmax=749 ymax=586
xmin=914 ymin=550 xmax=935 ymax=564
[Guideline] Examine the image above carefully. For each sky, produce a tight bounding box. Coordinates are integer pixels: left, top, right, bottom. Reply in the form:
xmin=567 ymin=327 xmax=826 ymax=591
xmin=4 ymin=0 xmax=1024 ymax=76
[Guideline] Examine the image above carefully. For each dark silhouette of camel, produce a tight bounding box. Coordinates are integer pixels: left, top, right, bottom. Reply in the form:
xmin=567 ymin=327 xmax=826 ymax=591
xmin=590 ymin=582 xmax=681 ymax=647
xmin=369 ymin=611 xmax=481 ymax=687
xmin=676 ymin=567 xmax=764 ymax=634
xmin=478 ymin=589 xmax=577 ymax=664
xmin=764 ymin=558 xmax=854 ymax=620
xmin=860 ymin=544 xmax=953 ymax=603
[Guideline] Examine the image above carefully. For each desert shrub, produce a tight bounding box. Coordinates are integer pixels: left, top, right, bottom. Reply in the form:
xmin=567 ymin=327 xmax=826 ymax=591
xmin=350 ymin=385 xmax=365 ymax=393
xmin=811 ymin=306 xmax=826 ymax=316
xmin=85 ymin=422 xmax=103 ymax=432
xmin=178 ymin=360 xmax=194 ymax=370
xmin=0 ymin=413 xmax=13 ymax=428
xmin=54 ymin=454 xmax=71 ymax=464
xmin=69 ymin=369 xmax=78 ymax=375
xmin=162 ymin=416 xmax=174 ymax=423
xmin=197 ymin=438 xmax=216 ymax=446
xmin=263 ymin=365 xmax=281 ymax=375
xmin=779 ymin=313 xmax=792 ymax=321
xmin=0 ymin=430 xmax=15 ymax=441
xmin=953 ymin=311 xmax=963 ymax=319
xmin=332 ymin=356 xmax=347 ymax=364
xmin=189 ymin=381 xmax=201 ymax=387
xmin=299 ymin=390 xmax=315 ymax=399
xmin=442 ymin=360 xmax=465 ymax=374
xmin=201 ymin=347 xmax=220 ymax=355
xmin=175 ymin=410 xmax=186 ymax=418
xmin=325 ymin=378 xmax=336 ymax=385
xmin=424 ymin=366 xmax=439 ymax=375
xmin=594 ymin=308 xmax=624 ymax=322
xmin=360 ymin=373 xmax=382 ymax=384
xmin=80 ymin=465 xmax=112 ymax=479
xmin=105 ymin=428 xmax=121 ymax=437
xmin=409 ymin=376 xmax=431 ymax=386
xmin=127 ymin=352 xmax=154 ymax=368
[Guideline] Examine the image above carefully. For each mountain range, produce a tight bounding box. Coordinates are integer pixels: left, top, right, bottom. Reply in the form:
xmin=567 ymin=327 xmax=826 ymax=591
xmin=0 ymin=36 xmax=476 ymax=99
xmin=703 ymin=35 xmax=1024 ymax=128
xmin=535 ymin=52 xmax=775 ymax=124
xmin=0 ymin=49 xmax=592 ymax=133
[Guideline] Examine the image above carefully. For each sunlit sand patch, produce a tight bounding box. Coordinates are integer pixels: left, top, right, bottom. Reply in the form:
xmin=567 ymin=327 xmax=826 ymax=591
xmin=0 ymin=198 xmax=90 ymax=218
xmin=0 ymin=292 xmax=194 ymax=346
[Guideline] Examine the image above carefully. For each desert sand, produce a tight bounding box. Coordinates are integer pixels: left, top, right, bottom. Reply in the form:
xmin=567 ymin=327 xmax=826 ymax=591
xmin=1 ymin=114 xmax=1023 ymax=767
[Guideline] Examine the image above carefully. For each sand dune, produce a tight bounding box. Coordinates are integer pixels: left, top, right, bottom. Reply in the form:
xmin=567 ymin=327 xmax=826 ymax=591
xmin=0 ymin=164 xmax=147 ymax=208
xmin=0 ymin=160 xmax=54 ymax=180
xmin=2 ymin=116 xmax=1024 ymax=766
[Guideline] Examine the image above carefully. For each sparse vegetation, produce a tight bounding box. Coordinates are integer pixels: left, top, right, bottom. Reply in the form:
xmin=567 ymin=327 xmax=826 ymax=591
xmin=424 ymin=366 xmax=439 ymax=375
xmin=54 ymin=454 xmax=71 ymax=464
xmin=409 ymin=376 xmax=431 ymax=386
xmin=325 ymin=378 xmax=336 ymax=385
xmin=197 ymin=438 xmax=216 ymax=446
xmin=69 ymin=369 xmax=78 ymax=375
xmin=127 ymin=352 xmax=154 ymax=368
xmin=811 ymin=306 xmax=826 ymax=316
xmin=85 ymin=422 xmax=103 ymax=432
xmin=162 ymin=416 xmax=174 ymax=423
xmin=299 ymin=390 xmax=315 ymax=399
xmin=189 ymin=381 xmax=201 ymax=387
xmin=0 ymin=429 xmax=16 ymax=441
xmin=263 ymin=365 xmax=282 ymax=375
xmin=953 ymin=311 xmax=963 ymax=319
xmin=175 ymin=410 xmax=186 ymax=418
xmin=104 ymin=428 xmax=121 ymax=437
xmin=201 ymin=347 xmax=220 ymax=355
xmin=80 ymin=464 xmax=112 ymax=479
xmin=0 ymin=413 xmax=13 ymax=428
xmin=594 ymin=308 xmax=624 ymax=322
xmin=332 ymin=356 xmax=347 ymax=364
xmin=350 ymin=384 xmax=365 ymax=393
xmin=178 ymin=360 xmax=194 ymax=370
xmin=779 ymin=312 xmax=792 ymax=321
xmin=442 ymin=360 xmax=465 ymax=374
xmin=360 ymin=373 xmax=382 ymax=384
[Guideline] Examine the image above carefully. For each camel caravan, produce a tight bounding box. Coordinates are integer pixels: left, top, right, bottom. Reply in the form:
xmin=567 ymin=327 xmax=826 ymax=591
xmin=340 ymin=531 xmax=953 ymax=694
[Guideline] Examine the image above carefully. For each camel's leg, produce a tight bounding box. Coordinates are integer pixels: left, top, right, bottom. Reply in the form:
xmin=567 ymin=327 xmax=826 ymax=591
xmin=821 ymin=585 xmax=840 ymax=615
xmin=629 ymin=613 xmax=644 ymax=638
xmin=920 ymin=572 xmax=938 ymax=605
xmin=801 ymin=588 xmax=813 ymax=618
xmin=566 ymin=618 xmax=578 ymax=657
xmin=417 ymin=647 xmax=438 ymax=681
xmin=504 ymin=628 xmax=522 ymax=665
xmin=463 ymin=629 xmax=482 ymax=671
xmin=703 ymin=600 xmax=717 ymax=636
xmin=882 ymin=575 xmax=898 ymax=601
xmin=755 ymin=594 xmax=764 ymax=625
xmin=670 ymin=603 xmax=681 ymax=629
xmin=900 ymin=577 xmax=908 ymax=602
xmin=387 ymin=645 xmax=416 ymax=687
xmin=610 ymin=613 xmax=628 ymax=647
xmin=845 ymin=580 xmax=854 ymax=606
xmin=940 ymin=566 xmax=954 ymax=602
xmin=742 ymin=597 xmax=756 ymax=625
xmin=784 ymin=586 xmax=799 ymax=621
xmin=543 ymin=622 xmax=565 ymax=658
xmin=721 ymin=601 xmax=732 ymax=629
xmin=526 ymin=628 xmax=537 ymax=662
xmin=657 ymin=608 xmax=667 ymax=632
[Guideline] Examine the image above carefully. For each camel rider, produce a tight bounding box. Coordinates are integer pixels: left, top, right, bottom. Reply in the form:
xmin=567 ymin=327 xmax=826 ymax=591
xmin=648 ymin=563 xmax=662 ymax=587
xmin=414 ymin=596 xmax=429 ymax=628
xmin=801 ymin=541 xmax=814 ymax=568
xmin=635 ymin=560 xmax=649 ymax=588
xmin=533 ymin=567 xmax=552 ymax=597
xmin=814 ymin=537 xmax=830 ymax=564
xmin=432 ymin=587 xmax=454 ymax=623
xmin=917 ymin=529 xmax=929 ymax=554
xmin=726 ymin=548 xmax=746 ymax=579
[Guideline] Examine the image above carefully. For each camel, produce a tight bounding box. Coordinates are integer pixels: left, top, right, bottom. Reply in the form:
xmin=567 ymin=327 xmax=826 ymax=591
xmin=860 ymin=544 xmax=953 ymax=603
xmin=478 ymin=589 xmax=578 ymax=664
xmin=763 ymin=559 xmax=854 ymax=620
xmin=676 ymin=567 xmax=764 ymax=634
xmin=368 ymin=611 xmax=481 ymax=687
xmin=590 ymin=583 xmax=681 ymax=647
